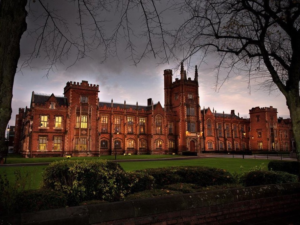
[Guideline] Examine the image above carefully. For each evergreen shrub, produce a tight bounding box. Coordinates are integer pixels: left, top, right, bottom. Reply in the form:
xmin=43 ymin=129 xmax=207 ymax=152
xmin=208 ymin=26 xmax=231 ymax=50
xmin=268 ymin=160 xmax=300 ymax=178
xmin=241 ymin=170 xmax=298 ymax=187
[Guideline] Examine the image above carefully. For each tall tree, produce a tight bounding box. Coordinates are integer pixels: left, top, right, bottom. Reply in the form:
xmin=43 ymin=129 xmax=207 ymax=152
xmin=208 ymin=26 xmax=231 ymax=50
xmin=172 ymin=0 xmax=300 ymax=160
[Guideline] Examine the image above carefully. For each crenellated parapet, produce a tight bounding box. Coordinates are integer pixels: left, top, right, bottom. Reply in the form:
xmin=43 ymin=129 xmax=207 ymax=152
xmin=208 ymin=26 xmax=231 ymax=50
xmin=64 ymin=80 xmax=99 ymax=93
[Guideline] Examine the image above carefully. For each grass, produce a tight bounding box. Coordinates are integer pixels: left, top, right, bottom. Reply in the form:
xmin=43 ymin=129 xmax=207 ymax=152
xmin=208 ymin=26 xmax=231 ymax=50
xmin=0 ymin=158 xmax=271 ymax=190
xmin=5 ymin=154 xmax=181 ymax=164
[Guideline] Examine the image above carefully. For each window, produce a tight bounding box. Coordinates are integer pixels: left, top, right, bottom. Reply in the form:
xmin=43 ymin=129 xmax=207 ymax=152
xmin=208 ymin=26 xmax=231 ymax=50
xmin=257 ymin=130 xmax=262 ymax=138
xmin=101 ymin=140 xmax=108 ymax=148
xmin=235 ymin=142 xmax=239 ymax=150
xmin=219 ymin=141 xmax=224 ymax=150
xmin=75 ymin=137 xmax=87 ymax=151
xmin=187 ymin=106 xmax=195 ymax=116
xmin=55 ymin=116 xmax=62 ymax=128
xmin=114 ymin=140 xmax=121 ymax=149
xmin=226 ymin=124 xmax=231 ymax=137
xmin=227 ymin=142 xmax=232 ymax=150
xmin=139 ymin=139 xmax=147 ymax=149
xmin=188 ymin=94 xmax=193 ymax=99
xmin=40 ymin=115 xmax=48 ymax=128
xmin=208 ymin=141 xmax=213 ymax=149
xmin=218 ymin=123 xmax=222 ymax=137
xmin=50 ymin=102 xmax=55 ymax=109
xmin=101 ymin=116 xmax=108 ymax=133
xmin=256 ymin=115 xmax=260 ymax=122
xmin=81 ymin=115 xmax=88 ymax=128
xmin=207 ymin=119 xmax=212 ymax=136
xmin=233 ymin=124 xmax=238 ymax=138
xmin=53 ymin=136 xmax=62 ymax=150
xmin=76 ymin=116 xmax=80 ymax=128
xmin=155 ymin=115 xmax=162 ymax=134
xmin=168 ymin=123 xmax=173 ymax=134
xmin=80 ymin=96 xmax=88 ymax=103
xmin=38 ymin=137 xmax=47 ymax=150
xmin=156 ymin=139 xmax=163 ymax=149
xmin=284 ymin=130 xmax=288 ymax=138
xmin=139 ymin=118 xmax=146 ymax=134
xmin=187 ymin=122 xmax=196 ymax=132
xmin=169 ymin=140 xmax=175 ymax=149
xmin=127 ymin=139 xmax=134 ymax=149
xmin=114 ymin=116 xmax=121 ymax=133
xmin=242 ymin=142 xmax=246 ymax=150
xmin=175 ymin=94 xmax=179 ymax=100
xmin=258 ymin=142 xmax=263 ymax=150
xmin=127 ymin=116 xmax=134 ymax=134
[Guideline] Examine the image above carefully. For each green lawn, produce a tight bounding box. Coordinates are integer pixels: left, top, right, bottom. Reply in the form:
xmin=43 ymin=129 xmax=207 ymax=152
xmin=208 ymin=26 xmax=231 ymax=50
xmin=5 ymin=154 xmax=181 ymax=164
xmin=0 ymin=158 xmax=271 ymax=190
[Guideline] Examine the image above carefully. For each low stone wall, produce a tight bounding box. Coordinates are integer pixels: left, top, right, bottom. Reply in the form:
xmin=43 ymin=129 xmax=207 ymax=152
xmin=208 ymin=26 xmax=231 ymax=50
xmin=4 ymin=183 xmax=300 ymax=225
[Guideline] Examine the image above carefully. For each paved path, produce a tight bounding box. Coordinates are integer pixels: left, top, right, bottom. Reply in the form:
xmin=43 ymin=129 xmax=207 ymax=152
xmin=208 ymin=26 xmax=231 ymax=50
xmin=0 ymin=153 xmax=297 ymax=167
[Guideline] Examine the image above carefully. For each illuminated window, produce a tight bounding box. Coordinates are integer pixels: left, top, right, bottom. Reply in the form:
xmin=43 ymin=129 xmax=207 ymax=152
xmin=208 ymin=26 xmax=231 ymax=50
xmin=53 ymin=136 xmax=62 ymax=150
xmin=187 ymin=122 xmax=196 ymax=132
xmin=156 ymin=139 xmax=163 ymax=149
xmin=76 ymin=116 xmax=80 ymax=128
xmin=38 ymin=137 xmax=47 ymax=150
xmin=139 ymin=139 xmax=147 ymax=149
xmin=40 ymin=115 xmax=48 ymax=128
xmin=114 ymin=140 xmax=121 ymax=149
xmin=75 ymin=137 xmax=87 ymax=151
xmin=114 ymin=116 xmax=121 ymax=133
xmin=169 ymin=140 xmax=175 ymax=149
xmin=80 ymin=96 xmax=88 ymax=103
xmin=139 ymin=118 xmax=146 ymax=134
xmin=101 ymin=140 xmax=108 ymax=148
xmin=55 ymin=116 xmax=62 ymax=128
xmin=155 ymin=115 xmax=162 ymax=134
xmin=127 ymin=116 xmax=134 ymax=134
xmin=258 ymin=142 xmax=263 ymax=150
xmin=257 ymin=130 xmax=262 ymax=138
xmin=168 ymin=123 xmax=173 ymax=134
xmin=81 ymin=115 xmax=88 ymax=128
xmin=101 ymin=116 xmax=108 ymax=133
xmin=127 ymin=139 xmax=134 ymax=149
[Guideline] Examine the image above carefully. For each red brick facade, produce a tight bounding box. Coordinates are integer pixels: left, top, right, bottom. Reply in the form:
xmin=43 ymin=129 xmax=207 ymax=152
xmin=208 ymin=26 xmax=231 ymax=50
xmin=14 ymin=64 xmax=294 ymax=157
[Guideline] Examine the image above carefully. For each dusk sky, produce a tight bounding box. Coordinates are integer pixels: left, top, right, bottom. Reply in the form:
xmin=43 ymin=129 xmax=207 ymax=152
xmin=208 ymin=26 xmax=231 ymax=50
xmin=9 ymin=1 xmax=290 ymax=126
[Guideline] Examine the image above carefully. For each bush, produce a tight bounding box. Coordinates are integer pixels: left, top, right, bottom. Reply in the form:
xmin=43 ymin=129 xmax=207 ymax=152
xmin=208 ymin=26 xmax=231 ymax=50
xmin=15 ymin=189 xmax=67 ymax=213
xmin=43 ymin=160 xmax=128 ymax=205
xmin=268 ymin=160 xmax=300 ymax=178
xmin=241 ymin=170 xmax=298 ymax=187
xmin=138 ymin=166 xmax=234 ymax=187
xmin=43 ymin=160 xmax=154 ymax=205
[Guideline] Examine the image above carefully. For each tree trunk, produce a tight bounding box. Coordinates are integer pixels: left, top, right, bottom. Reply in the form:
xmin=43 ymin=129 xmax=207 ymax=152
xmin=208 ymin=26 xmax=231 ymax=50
xmin=286 ymin=91 xmax=300 ymax=162
xmin=0 ymin=0 xmax=27 ymax=163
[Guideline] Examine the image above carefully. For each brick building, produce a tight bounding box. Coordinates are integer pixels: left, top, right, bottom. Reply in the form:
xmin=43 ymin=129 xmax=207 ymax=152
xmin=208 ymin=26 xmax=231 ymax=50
xmin=14 ymin=64 xmax=295 ymax=157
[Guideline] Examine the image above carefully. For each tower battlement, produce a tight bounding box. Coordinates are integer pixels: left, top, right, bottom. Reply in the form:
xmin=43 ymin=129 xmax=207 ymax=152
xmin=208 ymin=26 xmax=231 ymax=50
xmin=64 ymin=80 xmax=99 ymax=93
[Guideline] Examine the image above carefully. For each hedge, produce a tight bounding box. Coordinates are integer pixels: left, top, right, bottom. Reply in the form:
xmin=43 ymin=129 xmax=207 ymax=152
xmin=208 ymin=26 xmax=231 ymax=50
xmin=268 ymin=160 xmax=300 ymax=178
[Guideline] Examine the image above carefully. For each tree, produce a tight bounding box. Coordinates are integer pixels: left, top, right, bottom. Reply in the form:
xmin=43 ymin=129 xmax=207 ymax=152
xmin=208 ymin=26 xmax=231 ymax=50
xmin=0 ymin=0 xmax=171 ymax=163
xmin=171 ymin=0 xmax=300 ymax=160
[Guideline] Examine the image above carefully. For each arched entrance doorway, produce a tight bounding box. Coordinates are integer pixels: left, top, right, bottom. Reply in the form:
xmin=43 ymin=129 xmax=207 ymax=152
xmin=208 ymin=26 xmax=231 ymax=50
xmin=190 ymin=140 xmax=196 ymax=152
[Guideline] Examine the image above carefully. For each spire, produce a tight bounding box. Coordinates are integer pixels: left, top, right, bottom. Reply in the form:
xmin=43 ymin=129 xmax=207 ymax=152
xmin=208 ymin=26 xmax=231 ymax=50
xmin=180 ymin=61 xmax=185 ymax=80
xmin=194 ymin=65 xmax=198 ymax=81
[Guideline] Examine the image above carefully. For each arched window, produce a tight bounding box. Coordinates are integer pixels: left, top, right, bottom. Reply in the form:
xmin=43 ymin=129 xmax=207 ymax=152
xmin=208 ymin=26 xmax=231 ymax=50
xmin=219 ymin=141 xmax=224 ymax=150
xmin=207 ymin=119 xmax=212 ymax=136
xmin=227 ymin=141 xmax=232 ymax=150
xmin=101 ymin=140 xmax=108 ymax=149
xmin=127 ymin=139 xmax=134 ymax=149
xmin=235 ymin=142 xmax=239 ymax=150
xmin=156 ymin=139 xmax=163 ymax=149
xmin=139 ymin=139 xmax=147 ymax=149
xmin=168 ymin=140 xmax=175 ymax=149
xmin=207 ymin=141 xmax=213 ymax=150
xmin=114 ymin=140 xmax=121 ymax=149
xmin=155 ymin=115 xmax=162 ymax=134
